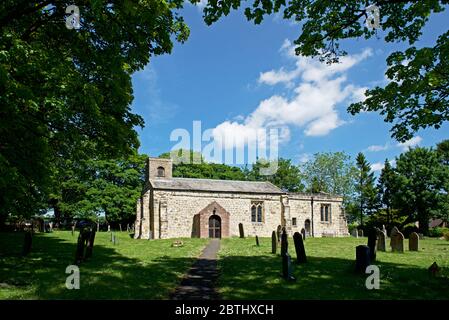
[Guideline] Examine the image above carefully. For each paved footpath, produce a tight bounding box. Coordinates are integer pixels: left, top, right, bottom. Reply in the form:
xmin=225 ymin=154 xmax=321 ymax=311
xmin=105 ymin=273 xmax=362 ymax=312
xmin=170 ymin=239 xmax=221 ymax=300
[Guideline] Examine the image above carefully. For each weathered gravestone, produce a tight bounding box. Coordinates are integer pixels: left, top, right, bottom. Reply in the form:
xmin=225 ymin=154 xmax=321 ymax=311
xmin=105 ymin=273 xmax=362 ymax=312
xmin=280 ymin=229 xmax=288 ymax=257
xmin=376 ymin=228 xmax=386 ymax=252
xmin=238 ymin=223 xmax=245 ymax=238
xmin=355 ymin=245 xmax=371 ymax=274
xmin=276 ymin=225 xmax=282 ymax=243
xmin=107 ymin=225 xmax=111 ymax=232
xmin=282 ymin=252 xmax=296 ymax=281
xmin=382 ymin=224 xmax=387 ymax=235
xmin=391 ymin=230 xmax=404 ymax=252
xmin=357 ymin=229 xmax=364 ymax=237
xmin=293 ymin=232 xmax=307 ymax=263
xmin=409 ymin=232 xmax=419 ymax=251
xmin=255 ymin=235 xmax=260 ymax=247
xmin=300 ymin=228 xmax=306 ymax=241
xmin=84 ymin=229 xmax=96 ymax=259
xmin=74 ymin=229 xmax=89 ymax=265
xmin=271 ymin=231 xmax=277 ymax=254
xmin=351 ymin=228 xmax=358 ymax=238
xmin=367 ymin=229 xmax=378 ymax=262
xmin=22 ymin=231 xmax=32 ymax=256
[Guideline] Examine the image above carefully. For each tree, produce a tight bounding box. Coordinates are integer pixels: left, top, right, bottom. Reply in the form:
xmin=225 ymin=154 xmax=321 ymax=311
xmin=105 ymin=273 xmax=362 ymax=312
xmin=247 ymin=158 xmax=304 ymax=192
xmin=377 ymin=159 xmax=396 ymax=228
xmin=355 ymin=153 xmax=379 ymax=225
xmin=392 ymin=146 xmax=449 ymax=234
xmin=201 ymin=0 xmax=449 ymax=142
xmin=159 ymin=150 xmax=246 ymax=180
xmin=0 ymin=1 xmax=189 ymax=225
xmin=49 ymin=152 xmax=147 ymax=227
xmin=302 ymin=152 xmax=358 ymax=204
xmin=436 ymin=139 xmax=449 ymax=165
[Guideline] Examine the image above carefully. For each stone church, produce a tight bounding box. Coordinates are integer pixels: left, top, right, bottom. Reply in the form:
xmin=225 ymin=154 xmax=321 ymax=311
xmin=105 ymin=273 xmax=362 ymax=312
xmin=134 ymin=158 xmax=348 ymax=239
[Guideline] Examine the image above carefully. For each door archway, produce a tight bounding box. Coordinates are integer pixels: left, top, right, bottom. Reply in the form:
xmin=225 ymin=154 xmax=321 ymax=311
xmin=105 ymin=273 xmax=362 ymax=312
xmin=209 ymin=215 xmax=221 ymax=238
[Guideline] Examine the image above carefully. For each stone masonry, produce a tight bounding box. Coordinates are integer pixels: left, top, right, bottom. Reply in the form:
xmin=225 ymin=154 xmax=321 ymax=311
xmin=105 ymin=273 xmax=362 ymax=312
xmin=134 ymin=158 xmax=348 ymax=239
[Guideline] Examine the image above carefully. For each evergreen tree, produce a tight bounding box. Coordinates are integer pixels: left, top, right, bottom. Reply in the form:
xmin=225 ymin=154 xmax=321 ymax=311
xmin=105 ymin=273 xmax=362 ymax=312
xmin=377 ymin=159 xmax=396 ymax=229
xmin=355 ymin=153 xmax=378 ymax=226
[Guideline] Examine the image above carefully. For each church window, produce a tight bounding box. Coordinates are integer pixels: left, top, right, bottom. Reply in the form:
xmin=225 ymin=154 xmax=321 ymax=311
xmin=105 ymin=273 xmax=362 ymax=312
xmin=251 ymin=201 xmax=263 ymax=223
xmin=292 ymin=217 xmax=297 ymax=227
xmin=320 ymin=204 xmax=331 ymax=222
xmin=157 ymin=166 xmax=165 ymax=177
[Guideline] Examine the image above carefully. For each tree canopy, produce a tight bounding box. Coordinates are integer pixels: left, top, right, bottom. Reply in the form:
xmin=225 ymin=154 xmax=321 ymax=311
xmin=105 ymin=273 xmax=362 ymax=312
xmin=0 ymin=0 xmax=190 ymax=223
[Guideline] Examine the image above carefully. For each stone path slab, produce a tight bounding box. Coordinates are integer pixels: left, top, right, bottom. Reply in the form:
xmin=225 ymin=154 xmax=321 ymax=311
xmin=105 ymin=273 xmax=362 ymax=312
xmin=170 ymin=239 xmax=220 ymax=300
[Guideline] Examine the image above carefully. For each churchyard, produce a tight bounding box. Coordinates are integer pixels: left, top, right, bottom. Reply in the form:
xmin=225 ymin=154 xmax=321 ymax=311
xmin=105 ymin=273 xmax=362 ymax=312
xmin=1 ymin=230 xmax=448 ymax=300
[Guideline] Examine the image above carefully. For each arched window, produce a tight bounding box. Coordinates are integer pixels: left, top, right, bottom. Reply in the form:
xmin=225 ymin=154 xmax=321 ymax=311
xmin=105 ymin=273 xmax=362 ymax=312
xmin=157 ymin=166 xmax=165 ymax=177
xmin=251 ymin=201 xmax=263 ymax=223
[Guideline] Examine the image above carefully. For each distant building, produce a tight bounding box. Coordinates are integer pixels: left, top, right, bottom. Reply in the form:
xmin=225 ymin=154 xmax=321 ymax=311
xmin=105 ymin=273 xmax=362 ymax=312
xmin=134 ymin=158 xmax=348 ymax=239
xmin=429 ymin=218 xmax=447 ymax=228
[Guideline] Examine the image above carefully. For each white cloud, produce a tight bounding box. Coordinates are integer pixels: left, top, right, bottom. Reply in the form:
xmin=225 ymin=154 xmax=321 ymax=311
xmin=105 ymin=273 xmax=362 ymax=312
xmin=370 ymin=159 xmax=396 ymax=172
xmin=366 ymin=143 xmax=389 ymax=152
xmin=212 ymin=41 xmax=372 ymax=149
xmin=371 ymin=162 xmax=385 ymax=172
xmin=397 ymin=136 xmax=423 ymax=151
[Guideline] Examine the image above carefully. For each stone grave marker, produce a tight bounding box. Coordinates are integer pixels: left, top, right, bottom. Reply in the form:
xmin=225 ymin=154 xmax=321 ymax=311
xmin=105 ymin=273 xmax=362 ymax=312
xmin=367 ymin=228 xmax=378 ymax=261
xmin=351 ymin=228 xmax=358 ymax=238
xmin=409 ymin=232 xmax=419 ymax=251
xmin=293 ymin=232 xmax=307 ymax=263
xmin=282 ymin=252 xmax=296 ymax=281
xmin=300 ymin=228 xmax=306 ymax=240
xmin=239 ymin=223 xmax=245 ymax=238
xmin=355 ymin=245 xmax=371 ymax=273
xmin=376 ymin=228 xmax=386 ymax=252
xmin=357 ymin=229 xmax=364 ymax=237
xmin=255 ymin=235 xmax=260 ymax=247
xmin=391 ymin=230 xmax=404 ymax=252
xmin=276 ymin=225 xmax=282 ymax=243
xmin=280 ymin=229 xmax=288 ymax=257
xmin=84 ymin=229 xmax=96 ymax=259
xmin=271 ymin=231 xmax=277 ymax=254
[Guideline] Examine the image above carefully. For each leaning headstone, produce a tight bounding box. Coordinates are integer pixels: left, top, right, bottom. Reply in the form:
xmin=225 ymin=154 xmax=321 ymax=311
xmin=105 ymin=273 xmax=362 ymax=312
xmin=355 ymin=245 xmax=371 ymax=273
xmin=367 ymin=229 xmax=378 ymax=262
xmin=276 ymin=225 xmax=282 ymax=243
xmin=293 ymin=232 xmax=307 ymax=263
xmin=84 ymin=229 xmax=96 ymax=259
xmin=238 ymin=223 xmax=245 ymax=238
xmin=376 ymin=228 xmax=386 ymax=252
xmin=22 ymin=231 xmax=32 ymax=256
xmin=390 ymin=226 xmax=399 ymax=249
xmin=282 ymin=252 xmax=296 ymax=281
xmin=280 ymin=229 xmax=288 ymax=257
xmin=271 ymin=231 xmax=277 ymax=254
xmin=357 ymin=229 xmax=364 ymax=237
xmin=74 ymin=229 xmax=88 ymax=265
xmin=300 ymin=228 xmax=306 ymax=241
xmin=391 ymin=231 xmax=404 ymax=252
xmin=255 ymin=235 xmax=260 ymax=247
xmin=409 ymin=232 xmax=419 ymax=251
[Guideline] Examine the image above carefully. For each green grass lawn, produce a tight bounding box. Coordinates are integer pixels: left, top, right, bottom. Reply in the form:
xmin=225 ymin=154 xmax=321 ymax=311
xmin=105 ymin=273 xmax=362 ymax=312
xmin=0 ymin=231 xmax=208 ymax=299
xmin=217 ymin=237 xmax=449 ymax=300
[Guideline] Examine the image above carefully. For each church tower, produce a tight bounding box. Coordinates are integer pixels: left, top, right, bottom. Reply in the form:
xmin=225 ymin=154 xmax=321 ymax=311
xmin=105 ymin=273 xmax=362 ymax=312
xmin=145 ymin=157 xmax=173 ymax=180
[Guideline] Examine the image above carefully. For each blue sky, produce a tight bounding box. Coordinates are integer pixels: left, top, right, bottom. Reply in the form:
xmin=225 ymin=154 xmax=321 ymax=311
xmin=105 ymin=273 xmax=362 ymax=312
xmin=131 ymin=4 xmax=449 ymax=172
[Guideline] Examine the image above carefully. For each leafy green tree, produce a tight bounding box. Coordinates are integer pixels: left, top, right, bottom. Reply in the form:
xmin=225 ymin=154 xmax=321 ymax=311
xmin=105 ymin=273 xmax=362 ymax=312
xmin=355 ymin=152 xmax=379 ymax=225
xmin=0 ymin=0 xmax=189 ymax=225
xmin=377 ymin=159 xmax=396 ymax=228
xmin=302 ymin=152 xmax=358 ymax=204
xmin=49 ymin=153 xmax=146 ymax=227
xmin=159 ymin=150 xmax=246 ymax=180
xmin=202 ymin=0 xmax=449 ymax=142
xmin=436 ymin=139 xmax=449 ymax=165
xmin=247 ymin=158 xmax=304 ymax=192
xmin=392 ymin=146 xmax=449 ymax=234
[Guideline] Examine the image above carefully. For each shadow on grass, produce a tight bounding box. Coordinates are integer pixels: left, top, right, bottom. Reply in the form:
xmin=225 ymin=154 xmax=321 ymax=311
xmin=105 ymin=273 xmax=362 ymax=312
xmin=216 ymin=254 xmax=449 ymax=300
xmin=0 ymin=232 xmax=199 ymax=299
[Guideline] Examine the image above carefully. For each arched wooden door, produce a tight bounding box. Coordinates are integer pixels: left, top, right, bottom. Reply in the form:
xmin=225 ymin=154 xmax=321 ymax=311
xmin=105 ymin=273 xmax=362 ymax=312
xmin=209 ymin=215 xmax=221 ymax=238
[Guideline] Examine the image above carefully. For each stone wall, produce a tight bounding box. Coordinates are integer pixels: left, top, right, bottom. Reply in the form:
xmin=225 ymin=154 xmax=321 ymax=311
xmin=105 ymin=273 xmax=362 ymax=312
xmin=134 ymin=189 xmax=348 ymax=239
